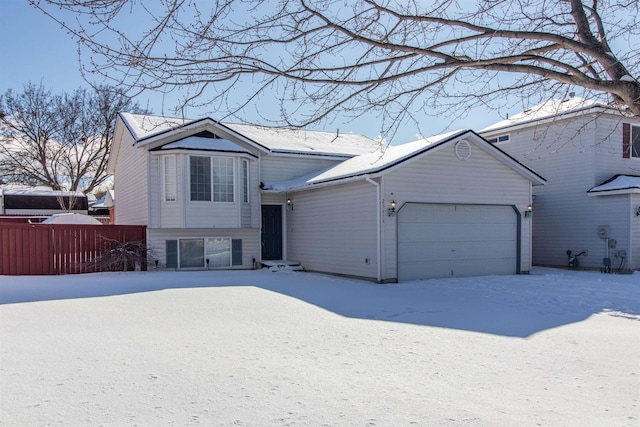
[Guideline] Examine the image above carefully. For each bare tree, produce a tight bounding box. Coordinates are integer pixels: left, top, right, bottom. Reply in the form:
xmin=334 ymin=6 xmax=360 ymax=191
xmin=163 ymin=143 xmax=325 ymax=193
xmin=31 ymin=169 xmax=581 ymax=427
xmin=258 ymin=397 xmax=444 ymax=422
xmin=31 ymin=0 xmax=640 ymax=138
xmin=0 ymin=83 xmax=149 ymax=193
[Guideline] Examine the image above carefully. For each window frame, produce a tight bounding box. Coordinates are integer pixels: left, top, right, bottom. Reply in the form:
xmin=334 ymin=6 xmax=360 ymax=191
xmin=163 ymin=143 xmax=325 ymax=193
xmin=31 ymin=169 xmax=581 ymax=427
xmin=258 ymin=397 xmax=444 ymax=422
xmin=486 ymin=134 xmax=511 ymax=144
xmin=211 ymin=157 xmax=235 ymax=203
xmin=242 ymin=159 xmax=250 ymax=204
xmin=168 ymin=237 xmax=241 ymax=269
xmin=632 ymin=124 xmax=640 ymax=158
xmin=189 ymin=156 xmax=212 ymax=202
xmin=189 ymin=155 xmax=236 ymax=203
xmin=162 ymin=155 xmax=177 ymax=202
xmin=179 ymin=238 xmax=205 ymax=268
xmin=205 ymin=237 xmax=232 ymax=268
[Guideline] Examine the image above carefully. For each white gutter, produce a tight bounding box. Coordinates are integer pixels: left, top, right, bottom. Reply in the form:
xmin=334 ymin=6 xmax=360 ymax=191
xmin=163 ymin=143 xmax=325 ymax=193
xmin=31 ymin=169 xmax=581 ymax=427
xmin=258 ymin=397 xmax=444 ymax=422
xmin=365 ymin=176 xmax=382 ymax=282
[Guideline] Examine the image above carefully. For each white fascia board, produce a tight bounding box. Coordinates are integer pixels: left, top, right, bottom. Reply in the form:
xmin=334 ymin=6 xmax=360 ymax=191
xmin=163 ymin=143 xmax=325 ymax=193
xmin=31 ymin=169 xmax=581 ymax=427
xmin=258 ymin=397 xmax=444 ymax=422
xmin=267 ymin=150 xmax=355 ymax=161
xmin=480 ymin=106 xmax=613 ymax=136
xmin=588 ymin=188 xmax=640 ymax=196
xmin=107 ymin=116 xmax=126 ymax=175
xmin=150 ymin=149 xmax=258 ymax=159
xmin=264 ymin=173 xmax=381 ymax=194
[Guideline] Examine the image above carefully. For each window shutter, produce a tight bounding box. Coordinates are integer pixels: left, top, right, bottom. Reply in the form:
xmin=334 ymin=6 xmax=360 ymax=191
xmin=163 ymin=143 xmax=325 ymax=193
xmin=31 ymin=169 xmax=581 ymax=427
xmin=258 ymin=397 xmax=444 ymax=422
xmin=232 ymin=239 xmax=242 ymax=266
xmin=166 ymin=240 xmax=178 ymax=268
xmin=622 ymin=123 xmax=630 ymax=159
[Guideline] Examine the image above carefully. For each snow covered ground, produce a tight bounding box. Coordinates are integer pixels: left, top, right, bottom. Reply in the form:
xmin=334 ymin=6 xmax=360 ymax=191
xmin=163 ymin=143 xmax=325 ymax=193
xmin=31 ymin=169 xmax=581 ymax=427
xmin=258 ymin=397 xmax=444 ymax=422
xmin=1 ymin=267 xmax=638 ymax=426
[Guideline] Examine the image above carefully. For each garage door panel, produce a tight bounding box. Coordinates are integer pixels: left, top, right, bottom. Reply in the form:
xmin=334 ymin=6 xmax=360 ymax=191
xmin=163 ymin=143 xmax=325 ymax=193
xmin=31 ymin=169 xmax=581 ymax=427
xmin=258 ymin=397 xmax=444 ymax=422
xmin=399 ymin=204 xmax=515 ymax=223
xmin=398 ymin=223 xmax=516 ymax=243
xmin=398 ymin=204 xmax=517 ymax=280
xmin=399 ymin=258 xmax=516 ymax=281
xmin=399 ymin=241 xmax=516 ymax=262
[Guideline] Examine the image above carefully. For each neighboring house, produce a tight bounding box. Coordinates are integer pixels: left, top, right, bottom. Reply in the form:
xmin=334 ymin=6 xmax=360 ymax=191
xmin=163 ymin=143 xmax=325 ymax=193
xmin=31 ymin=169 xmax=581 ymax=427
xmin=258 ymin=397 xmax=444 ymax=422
xmin=109 ymin=113 xmax=544 ymax=281
xmin=480 ymin=98 xmax=640 ymax=272
xmin=0 ymin=186 xmax=88 ymax=218
xmin=89 ymin=189 xmax=115 ymax=223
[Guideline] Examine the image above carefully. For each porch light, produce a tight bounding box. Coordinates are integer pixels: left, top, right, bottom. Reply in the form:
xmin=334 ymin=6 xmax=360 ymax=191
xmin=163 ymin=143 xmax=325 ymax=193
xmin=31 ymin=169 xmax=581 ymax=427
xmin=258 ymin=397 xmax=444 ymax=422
xmin=636 ymin=206 xmax=640 ymax=217
xmin=287 ymin=198 xmax=294 ymax=211
xmin=524 ymin=204 xmax=533 ymax=218
xmin=388 ymin=200 xmax=396 ymax=217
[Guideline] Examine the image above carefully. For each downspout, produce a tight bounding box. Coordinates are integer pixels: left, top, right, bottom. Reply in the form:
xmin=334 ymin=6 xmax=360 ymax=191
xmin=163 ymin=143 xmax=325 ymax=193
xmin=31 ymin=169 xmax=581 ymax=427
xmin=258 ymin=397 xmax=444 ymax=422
xmin=365 ymin=176 xmax=382 ymax=282
xmin=627 ymin=195 xmax=633 ymax=271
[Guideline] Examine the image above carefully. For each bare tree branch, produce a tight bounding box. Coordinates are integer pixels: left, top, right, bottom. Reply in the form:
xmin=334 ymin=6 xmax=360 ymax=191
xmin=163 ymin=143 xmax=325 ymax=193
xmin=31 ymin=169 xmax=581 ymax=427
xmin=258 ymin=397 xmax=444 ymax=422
xmin=0 ymin=82 xmax=149 ymax=193
xmin=29 ymin=0 xmax=640 ymax=138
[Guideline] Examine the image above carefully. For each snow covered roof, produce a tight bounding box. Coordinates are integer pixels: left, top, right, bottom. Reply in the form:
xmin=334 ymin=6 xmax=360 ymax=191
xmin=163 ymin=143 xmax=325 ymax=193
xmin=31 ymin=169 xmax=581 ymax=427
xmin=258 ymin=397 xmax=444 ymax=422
xmin=481 ymin=97 xmax=608 ymax=133
xmin=119 ymin=113 xmax=190 ymax=140
xmin=588 ymin=175 xmax=640 ymax=195
xmin=119 ymin=112 xmax=380 ymax=157
xmin=222 ymin=123 xmax=381 ymax=157
xmin=153 ymin=135 xmax=254 ymax=155
xmin=0 ymin=185 xmax=84 ymax=197
xmin=42 ymin=212 xmax=102 ymax=225
xmin=264 ymin=130 xmax=544 ymax=191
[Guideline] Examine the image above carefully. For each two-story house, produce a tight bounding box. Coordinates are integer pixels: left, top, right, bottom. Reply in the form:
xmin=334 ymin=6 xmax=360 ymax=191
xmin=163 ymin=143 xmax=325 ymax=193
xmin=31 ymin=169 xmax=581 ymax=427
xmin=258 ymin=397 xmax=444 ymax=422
xmin=109 ymin=113 xmax=544 ymax=282
xmin=481 ymin=98 xmax=640 ymax=272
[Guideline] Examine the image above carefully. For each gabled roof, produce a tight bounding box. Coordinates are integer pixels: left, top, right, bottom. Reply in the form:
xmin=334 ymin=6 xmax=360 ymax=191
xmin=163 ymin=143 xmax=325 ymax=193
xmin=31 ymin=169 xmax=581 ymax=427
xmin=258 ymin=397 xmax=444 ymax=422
xmin=150 ymin=135 xmax=255 ymax=156
xmin=119 ymin=113 xmax=190 ymax=140
xmin=588 ymin=175 xmax=640 ymax=196
xmin=481 ymin=97 xmax=613 ymax=134
xmin=264 ymin=130 xmax=545 ymax=192
xmin=118 ymin=112 xmax=380 ymax=157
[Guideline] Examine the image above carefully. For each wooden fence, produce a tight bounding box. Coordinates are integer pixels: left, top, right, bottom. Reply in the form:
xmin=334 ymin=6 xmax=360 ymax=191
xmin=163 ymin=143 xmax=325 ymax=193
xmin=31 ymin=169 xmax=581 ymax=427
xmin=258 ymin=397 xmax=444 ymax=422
xmin=0 ymin=223 xmax=147 ymax=275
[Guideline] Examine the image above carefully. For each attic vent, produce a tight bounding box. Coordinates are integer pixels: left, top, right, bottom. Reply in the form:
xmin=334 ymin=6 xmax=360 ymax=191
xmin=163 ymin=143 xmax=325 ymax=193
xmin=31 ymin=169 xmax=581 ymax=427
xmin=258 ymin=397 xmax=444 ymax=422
xmin=455 ymin=140 xmax=471 ymax=161
xmin=194 ymin=130 xmax=220 ymax=139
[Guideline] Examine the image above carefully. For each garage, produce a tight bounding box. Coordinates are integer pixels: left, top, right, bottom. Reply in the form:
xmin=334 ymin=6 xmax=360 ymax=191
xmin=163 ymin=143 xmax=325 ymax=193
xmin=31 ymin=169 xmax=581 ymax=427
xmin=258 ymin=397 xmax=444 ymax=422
xmin=398 ymin=203 xmax=519 ymax=281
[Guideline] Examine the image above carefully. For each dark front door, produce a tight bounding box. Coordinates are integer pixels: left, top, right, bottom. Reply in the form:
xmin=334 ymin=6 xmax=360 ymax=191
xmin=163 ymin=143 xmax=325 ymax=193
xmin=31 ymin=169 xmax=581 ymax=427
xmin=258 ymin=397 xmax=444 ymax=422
xmin=261 ymin=205 xmax=283 ymax=260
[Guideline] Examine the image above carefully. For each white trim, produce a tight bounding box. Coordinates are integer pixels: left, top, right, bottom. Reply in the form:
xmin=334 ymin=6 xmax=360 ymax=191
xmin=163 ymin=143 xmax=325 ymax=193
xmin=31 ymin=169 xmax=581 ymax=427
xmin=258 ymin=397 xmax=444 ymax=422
xmin=365 ymin=176 xmax=382 ymax=282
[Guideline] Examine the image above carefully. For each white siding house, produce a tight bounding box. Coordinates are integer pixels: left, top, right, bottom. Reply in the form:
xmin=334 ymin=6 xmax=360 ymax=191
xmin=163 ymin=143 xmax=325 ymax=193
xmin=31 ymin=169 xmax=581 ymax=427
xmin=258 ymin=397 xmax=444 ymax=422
xmin=108 ymin=113 xmax=380 ymax=271
xmin=481 ymin=98 xmax=640 ymax=271
xmin=109 ymin=113 xmax=543 ymax=281
xmin=264 ymin=131 xmax=545 ymax=282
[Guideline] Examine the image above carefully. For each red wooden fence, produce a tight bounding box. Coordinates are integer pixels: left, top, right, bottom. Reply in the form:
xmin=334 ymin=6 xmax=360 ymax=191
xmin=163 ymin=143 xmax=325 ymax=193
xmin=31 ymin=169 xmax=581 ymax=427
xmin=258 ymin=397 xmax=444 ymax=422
xmin=0 ymin=223 xmax=147 ymax=275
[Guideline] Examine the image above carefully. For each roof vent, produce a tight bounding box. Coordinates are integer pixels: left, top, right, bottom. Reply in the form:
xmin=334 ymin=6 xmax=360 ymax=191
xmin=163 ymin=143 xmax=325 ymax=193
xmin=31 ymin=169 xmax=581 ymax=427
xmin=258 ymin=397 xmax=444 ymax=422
xmin=455 ymin=139 xmax=471 ymax=161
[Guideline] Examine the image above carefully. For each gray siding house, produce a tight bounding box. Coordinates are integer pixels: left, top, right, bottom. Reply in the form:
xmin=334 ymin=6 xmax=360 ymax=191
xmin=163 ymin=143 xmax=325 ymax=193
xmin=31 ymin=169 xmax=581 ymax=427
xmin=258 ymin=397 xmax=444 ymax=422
xmin=109 ymin=113 xmax=544 ymax=281
xmin=481 ymin=98 xmax=640 ymax=272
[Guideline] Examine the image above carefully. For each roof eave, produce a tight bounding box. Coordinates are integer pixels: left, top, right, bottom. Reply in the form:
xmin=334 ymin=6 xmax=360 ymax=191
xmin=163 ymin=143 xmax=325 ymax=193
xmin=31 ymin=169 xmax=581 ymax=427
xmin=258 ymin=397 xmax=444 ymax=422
xmin=266 ymin=129 xmax=546 ymax=192
xmin=588 ymin=188 xmax=640 ymax=196
xmin=480 ymin=105 xmax=616 ymax=135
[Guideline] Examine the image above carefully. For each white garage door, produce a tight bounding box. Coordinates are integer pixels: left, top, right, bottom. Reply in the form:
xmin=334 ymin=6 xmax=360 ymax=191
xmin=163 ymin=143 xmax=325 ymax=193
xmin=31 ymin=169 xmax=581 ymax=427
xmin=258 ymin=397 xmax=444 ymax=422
xmin=398 ymin=204 xmax=518 ymax=281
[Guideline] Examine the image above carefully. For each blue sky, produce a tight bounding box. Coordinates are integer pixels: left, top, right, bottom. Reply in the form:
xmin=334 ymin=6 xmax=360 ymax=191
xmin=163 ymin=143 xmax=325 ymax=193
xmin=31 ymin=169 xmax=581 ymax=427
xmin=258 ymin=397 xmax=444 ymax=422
xmin=0 ymin=0 xmax=505 ymax=144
